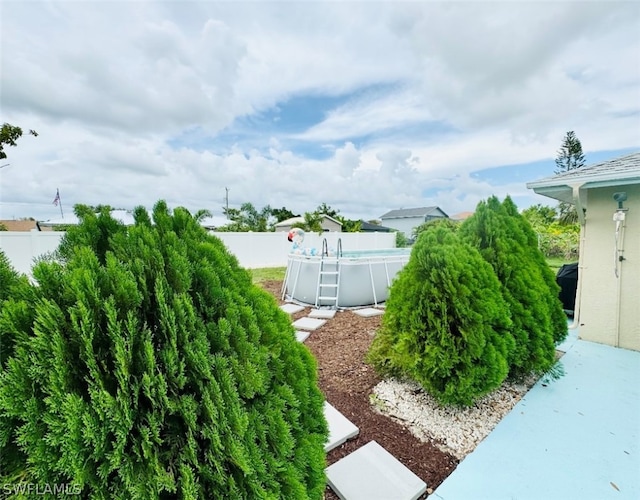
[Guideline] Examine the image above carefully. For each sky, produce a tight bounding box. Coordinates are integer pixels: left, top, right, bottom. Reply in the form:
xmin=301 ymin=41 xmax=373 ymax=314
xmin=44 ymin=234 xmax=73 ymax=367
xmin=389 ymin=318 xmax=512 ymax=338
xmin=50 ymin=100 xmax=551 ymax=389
xmin=1 ymin=0 xmax=639 ymax=223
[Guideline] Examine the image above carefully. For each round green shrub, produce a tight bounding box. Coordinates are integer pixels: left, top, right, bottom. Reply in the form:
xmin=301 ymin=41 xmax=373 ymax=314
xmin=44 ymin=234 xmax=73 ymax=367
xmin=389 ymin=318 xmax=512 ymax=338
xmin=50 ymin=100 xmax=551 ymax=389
xmin=367 ymin=225 xmax=513 ymax=406
xmin=0 ymin=202 xmax=327 ymax=499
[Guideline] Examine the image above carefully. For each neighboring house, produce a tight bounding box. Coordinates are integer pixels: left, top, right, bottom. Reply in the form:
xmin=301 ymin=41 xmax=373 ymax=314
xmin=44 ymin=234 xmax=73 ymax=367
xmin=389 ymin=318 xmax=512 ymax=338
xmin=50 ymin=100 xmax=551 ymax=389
xmin=449 ymin=211 xmax=474 ymax=222
xmin=274 ymin=214 xmax=343 ymax=233
xmin=358 ymin=220 xmax=394 ymax=232
xmin=0 ymin=219 xmax=49 ymax=231
xmin=379 ymin=206 xmax=448 ymax=238
xmin=527 ymin=151 xmax=640 ymax=352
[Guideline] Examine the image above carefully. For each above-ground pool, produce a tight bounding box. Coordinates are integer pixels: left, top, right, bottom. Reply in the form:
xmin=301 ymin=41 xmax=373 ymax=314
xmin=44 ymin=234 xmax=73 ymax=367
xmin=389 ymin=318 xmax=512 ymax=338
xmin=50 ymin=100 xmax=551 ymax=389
xmin=282 ymin=248 xmax=411 ymax=308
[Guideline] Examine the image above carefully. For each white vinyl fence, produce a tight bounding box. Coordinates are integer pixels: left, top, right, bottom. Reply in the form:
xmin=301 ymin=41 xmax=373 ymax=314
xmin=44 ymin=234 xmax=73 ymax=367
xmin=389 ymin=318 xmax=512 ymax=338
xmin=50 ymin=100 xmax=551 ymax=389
xmin=0 ymin=230 xmax=396 ymax=277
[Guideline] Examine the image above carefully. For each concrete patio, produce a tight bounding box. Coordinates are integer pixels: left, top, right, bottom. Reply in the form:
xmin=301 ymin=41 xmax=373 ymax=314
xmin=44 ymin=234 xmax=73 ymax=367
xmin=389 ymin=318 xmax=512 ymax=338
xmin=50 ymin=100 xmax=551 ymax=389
xmin=433 ymin=328 xmax=640 ymax=500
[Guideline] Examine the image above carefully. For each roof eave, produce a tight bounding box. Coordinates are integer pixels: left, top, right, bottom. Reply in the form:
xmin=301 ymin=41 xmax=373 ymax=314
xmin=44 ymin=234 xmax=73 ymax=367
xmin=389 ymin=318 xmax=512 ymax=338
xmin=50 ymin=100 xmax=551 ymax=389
xmin=528 ymin=177 xmax=640 ymax=204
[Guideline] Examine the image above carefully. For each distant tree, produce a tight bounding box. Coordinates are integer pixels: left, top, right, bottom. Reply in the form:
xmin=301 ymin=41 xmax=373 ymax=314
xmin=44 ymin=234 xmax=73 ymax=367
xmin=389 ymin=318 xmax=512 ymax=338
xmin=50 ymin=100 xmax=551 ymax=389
xmin=394 ymin=230 xmax=409 ymax=248
xmin=555 ymin=131 xmax=586 ymax=224
xmin=223 ymin=203 xmax=272 ymax=231
xmin=223 ymin=206 xmax=240 ymax=221
xmin=315 ymin=203 xmax=339 ymax=218
xmin=521 ymin=204 xmax=557 ymax=229
xmin=311 ymin=204 xmax=361 ymax=232
xmin=521 ymin=204 xmax=579 ymax=260
xmin=193 ymin=208 xmax=212 ymax=223
xmin=292 ymin=212 xmax=323 ymax=233
xmin=335 ymin=216 xmax=361 ymax=233
xmin=271 ymin=207 xmax=297 ymax=223
xmin=0 ymin=123 xmax=38 ymax=162
xmin=0 ymin=223 xmax=7 ymax=231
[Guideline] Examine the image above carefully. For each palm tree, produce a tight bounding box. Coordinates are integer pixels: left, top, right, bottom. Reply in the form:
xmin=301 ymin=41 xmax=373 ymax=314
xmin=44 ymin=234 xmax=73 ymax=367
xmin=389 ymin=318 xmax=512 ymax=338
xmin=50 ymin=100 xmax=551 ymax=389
xmin=293 ymin=212 xmax=323 ymax=233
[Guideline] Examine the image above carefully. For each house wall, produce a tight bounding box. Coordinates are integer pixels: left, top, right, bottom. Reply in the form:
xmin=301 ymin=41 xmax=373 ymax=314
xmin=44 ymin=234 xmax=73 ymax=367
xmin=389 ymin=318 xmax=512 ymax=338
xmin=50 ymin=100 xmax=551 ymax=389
xmin=321 ymin=218 xmax=342 ymax=232
xmin=579 ymin=185 xmax=640 ymax=351
xmin=379 ymin=217 xmax=422 ymax=238
xmin=0 ymin=230 xmax=396 ymax=276
xmin=381 ymin=211 xmax=447 ymax=238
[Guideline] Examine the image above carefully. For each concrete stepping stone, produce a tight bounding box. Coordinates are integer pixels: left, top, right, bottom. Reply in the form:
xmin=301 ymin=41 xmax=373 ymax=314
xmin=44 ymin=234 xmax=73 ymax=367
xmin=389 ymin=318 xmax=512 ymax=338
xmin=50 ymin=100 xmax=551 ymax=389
xmin=324 ymin=402 xmax=359 ymax=452
xmin=295 ymin=330 xmax=310 ymax=343
xmin=292 ymin=317 xmax=326 ymax=331
xmin=309 ymin=309 xmax=336 ymax=319
xmin=280 ymin=303 xmax=305 ymax=314
xmin=353 ymin=307 xmax=384 ymax=318
xmin=326 ymin=440 xmax=427 ymax=500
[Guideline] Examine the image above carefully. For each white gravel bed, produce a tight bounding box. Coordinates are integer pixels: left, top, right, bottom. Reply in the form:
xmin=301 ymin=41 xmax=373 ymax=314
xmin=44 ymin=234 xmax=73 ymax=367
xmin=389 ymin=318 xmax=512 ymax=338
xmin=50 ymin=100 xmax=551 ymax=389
xmin=371 ymin=375 xmax=539 ymax=459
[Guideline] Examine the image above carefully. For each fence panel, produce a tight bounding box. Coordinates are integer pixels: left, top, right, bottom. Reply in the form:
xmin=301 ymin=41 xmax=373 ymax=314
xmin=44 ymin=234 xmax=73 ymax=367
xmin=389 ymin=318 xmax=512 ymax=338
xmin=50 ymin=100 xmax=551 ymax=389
xmin=1 ymin=231 xmax=397 ymax=276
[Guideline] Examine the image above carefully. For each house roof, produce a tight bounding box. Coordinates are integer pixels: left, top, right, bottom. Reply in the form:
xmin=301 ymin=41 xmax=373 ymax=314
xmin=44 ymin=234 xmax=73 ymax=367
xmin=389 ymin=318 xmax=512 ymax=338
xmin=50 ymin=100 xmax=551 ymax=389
xmin=449 ymin=211 xmax=474 ymax=221
xmin=274 ymin=214 xmax=343 ymax=227
xmin=0 ymin=219 xmax=41 ymax=231
xmin=359 ymin=220 xmax=394 ymax=232
xmin=379 ymin=206 xmax=447 ymax=219
xmin=527 ymin=152 xmax=640 ymax=203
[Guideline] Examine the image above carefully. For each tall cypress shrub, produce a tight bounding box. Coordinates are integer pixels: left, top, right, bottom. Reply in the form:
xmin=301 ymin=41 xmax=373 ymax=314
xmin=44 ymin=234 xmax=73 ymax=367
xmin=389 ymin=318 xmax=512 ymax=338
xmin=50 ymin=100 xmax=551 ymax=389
xmin=368 ymin=225 xmax=513 ymax=406
xmin=460 ymin=196 xmax=567 ymax=378
xmin=0 ymin=202 xmax=327 ymax=499
xmin=459 ymin=196 xmax=560 ymax=378
xmin=0 ymin=251 xmax=36 ymax=484
xmin=502 ymin=197 xmax=568 ymax=345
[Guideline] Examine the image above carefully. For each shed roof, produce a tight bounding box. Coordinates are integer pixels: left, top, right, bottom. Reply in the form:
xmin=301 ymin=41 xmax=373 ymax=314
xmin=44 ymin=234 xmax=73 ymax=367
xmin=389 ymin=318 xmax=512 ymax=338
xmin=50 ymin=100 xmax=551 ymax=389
xmin=0 ymin=219 xmax=40 ymax=231
xmin=274 ymin=214 xmax=342 ymax=227
xmin=527 ymin=152 xmax=640 ymax=203
xmin=379 ymin=206 xmax=446 ymax=219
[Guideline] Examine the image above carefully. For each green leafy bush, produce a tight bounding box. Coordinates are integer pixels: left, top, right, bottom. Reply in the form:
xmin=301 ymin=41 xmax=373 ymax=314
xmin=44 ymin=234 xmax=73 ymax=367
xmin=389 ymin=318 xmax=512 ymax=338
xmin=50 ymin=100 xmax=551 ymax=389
xmin=0 ymin=202 xmax=327 ymax=499
xmin=368 ymin=225 xmax=513 ymax=406
xmin=459 ymin=196 xmax=563 ymax=378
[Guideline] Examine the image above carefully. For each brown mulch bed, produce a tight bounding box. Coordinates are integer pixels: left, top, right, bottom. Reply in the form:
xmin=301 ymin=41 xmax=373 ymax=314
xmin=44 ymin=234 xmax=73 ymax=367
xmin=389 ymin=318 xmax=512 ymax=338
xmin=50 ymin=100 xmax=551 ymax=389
xmin=260 ymin=280 xmax=459 ymax=498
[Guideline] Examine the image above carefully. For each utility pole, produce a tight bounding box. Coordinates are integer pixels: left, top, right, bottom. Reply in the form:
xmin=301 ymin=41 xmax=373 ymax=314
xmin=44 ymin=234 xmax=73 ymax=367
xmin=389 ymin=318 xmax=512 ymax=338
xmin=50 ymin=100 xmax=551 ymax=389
xmin=225 ymin=187 xmax=229 ymax=219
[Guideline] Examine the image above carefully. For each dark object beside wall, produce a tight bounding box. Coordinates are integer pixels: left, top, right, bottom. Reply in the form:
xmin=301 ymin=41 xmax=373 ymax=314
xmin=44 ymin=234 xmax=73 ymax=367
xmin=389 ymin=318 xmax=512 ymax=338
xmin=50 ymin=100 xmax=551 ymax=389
xmin=556 ymin=263 xmax=578 ymax=315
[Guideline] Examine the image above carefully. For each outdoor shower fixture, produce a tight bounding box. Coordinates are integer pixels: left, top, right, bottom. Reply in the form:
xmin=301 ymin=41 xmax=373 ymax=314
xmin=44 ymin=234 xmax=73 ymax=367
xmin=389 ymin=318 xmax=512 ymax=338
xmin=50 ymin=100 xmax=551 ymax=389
xmin=613 ymin=191 xmax=628 ymax=210
xmin=613 ymin=192 xmax=628 ymax=278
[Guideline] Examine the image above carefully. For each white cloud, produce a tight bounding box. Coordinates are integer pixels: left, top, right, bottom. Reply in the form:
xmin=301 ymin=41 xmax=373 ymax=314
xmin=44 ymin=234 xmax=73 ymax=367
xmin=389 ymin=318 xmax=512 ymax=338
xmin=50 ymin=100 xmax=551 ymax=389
xmin=1 ymin=1 xmax=638 ymax=225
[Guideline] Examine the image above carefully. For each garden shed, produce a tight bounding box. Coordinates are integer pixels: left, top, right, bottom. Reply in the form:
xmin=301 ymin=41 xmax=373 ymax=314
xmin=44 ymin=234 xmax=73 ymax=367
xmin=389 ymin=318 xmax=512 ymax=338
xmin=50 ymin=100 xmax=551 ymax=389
xmin=527 ymin=152 xmax=640 ymax=351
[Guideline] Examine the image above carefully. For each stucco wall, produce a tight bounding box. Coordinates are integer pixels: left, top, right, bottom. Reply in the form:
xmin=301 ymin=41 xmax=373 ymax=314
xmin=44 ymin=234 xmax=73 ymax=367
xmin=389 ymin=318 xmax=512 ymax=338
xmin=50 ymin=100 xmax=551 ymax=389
xmin=579 ymin=184 xmax=640 ymax=351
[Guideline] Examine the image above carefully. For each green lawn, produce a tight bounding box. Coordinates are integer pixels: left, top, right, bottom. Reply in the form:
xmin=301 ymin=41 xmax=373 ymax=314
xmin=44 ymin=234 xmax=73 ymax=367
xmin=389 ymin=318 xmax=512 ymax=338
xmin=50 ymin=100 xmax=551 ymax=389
xmin=546 ymin=257 xmax=575 ymax=273
xmin=250 ymin=267 xmax=286 ymax=283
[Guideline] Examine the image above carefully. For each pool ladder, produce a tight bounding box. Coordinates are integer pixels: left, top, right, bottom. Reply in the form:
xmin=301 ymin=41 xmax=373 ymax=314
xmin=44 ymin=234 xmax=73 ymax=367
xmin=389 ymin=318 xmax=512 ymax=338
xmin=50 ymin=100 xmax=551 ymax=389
xmin=315 ymin=238 xmax=342 ymax=308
